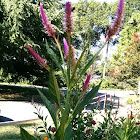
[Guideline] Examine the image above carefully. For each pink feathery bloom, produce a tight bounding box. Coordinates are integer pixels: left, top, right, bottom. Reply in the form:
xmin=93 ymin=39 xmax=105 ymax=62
xmin=40 ymin=2 xmax=56 ymax=39
xmin=91 ymin=120 xmax=96 ymax=125
xmin=106 ymin=0 xmax=124 ymax=41
xmin=63 ymin=37 xmax=69 ymax=59
xmin=82 ymin=72 xmax=92 ymax=92
xmin=27 ymin=44 xmax=50 ymax=71
xmin=63 ymin=2 xmax=74 ymax=38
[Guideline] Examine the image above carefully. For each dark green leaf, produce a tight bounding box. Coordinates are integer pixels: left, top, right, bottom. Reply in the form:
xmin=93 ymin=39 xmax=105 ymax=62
xmin=20 ymin=127 xmax=37 ymax=140
xmin=45 ymin=41 xmax=60 ymax=69
xmin=73 ymin=82 xmax=102 ymax=118
xmin=64 ymin=123 xmax=73 ymax=140
xmin=78 ymin=46 xmax=105 ymax=79
xmin=37 ymin=89 xmax=57 ymax=128
xmin=49 ymin=70 xmax=60 ymax=107
xmin=45 ymin=40 xmax=66 ymax=85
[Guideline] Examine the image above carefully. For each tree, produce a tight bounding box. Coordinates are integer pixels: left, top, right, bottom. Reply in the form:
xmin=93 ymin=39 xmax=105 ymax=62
xmin=110 ymin=11 xmax=140 ymax=89
xmin=0 ymin=0 xmax=64 ymax=86
xmin=72 ymin=0 xmax=110 ymax=49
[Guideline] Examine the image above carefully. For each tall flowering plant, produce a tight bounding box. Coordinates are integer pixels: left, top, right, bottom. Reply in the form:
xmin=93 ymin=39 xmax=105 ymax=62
xmin=21 ymin=1 xmax=124 ymax=140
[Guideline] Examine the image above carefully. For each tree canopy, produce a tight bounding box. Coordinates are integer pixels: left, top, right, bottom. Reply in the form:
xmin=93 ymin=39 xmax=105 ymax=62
xmin=0 ymin=0 xmax=139 ymax=88
xmin=0 ymin=0 xmax=63 ymax=85
xmin=109 ymin=11 xmax=140 ymax=89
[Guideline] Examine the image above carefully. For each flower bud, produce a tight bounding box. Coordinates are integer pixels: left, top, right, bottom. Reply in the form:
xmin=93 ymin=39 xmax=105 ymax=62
xmin=63 ymin=37 xmax=69 ymax=59
xmin=44 ymin=137 xmax=48 ymax=140
xmin=86 ymin=129 xmax=90 ymax=135
xmin=50 ymin=127 xmax=56 ymax=133
xmin=82 ymin=73 xmax=92 ymax=92
xmin=91 ymin=120 xmax=96 ymax=125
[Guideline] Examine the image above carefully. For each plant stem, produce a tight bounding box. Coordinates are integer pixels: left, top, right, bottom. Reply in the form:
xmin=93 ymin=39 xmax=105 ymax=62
xmin=54 ymin=38 xmax=68 ymax=86
xmin=70 ymin=44 xmax=89 ymax=88
xmin=71 ymin=41 xmax=107 ymax=89
xmin=55 ymin=38 xmax=65 ymax=69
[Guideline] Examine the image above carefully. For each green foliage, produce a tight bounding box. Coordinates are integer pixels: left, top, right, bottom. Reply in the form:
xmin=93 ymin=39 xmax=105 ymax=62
xmin=48 ymin=70 xmax=61 ymax=107
xmin=38 ymin=89 xmax=57 ymax=128
xmin=0 ymin=0 xmax=63 ymax=85
xmin=114 ymin=118 xmax=139 ymax=140
xmin=110 ymin=11 xmax=140 ymax=90
xmin=72 ymin=82 xmax=101 ymax=119
xmin=72 ymin=0 xmax=110 ymax=49
xmin=126 ymin=98 xmax=133 ymax=104
xmin=20 ymin=127 xmax=37 ymax=140
xmin=18 ymin=1 xmax=140 ymax=140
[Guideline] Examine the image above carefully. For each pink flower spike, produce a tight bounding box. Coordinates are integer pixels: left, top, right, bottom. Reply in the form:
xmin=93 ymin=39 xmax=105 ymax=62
xmin=63 ymin=2 xmax=74 ymax=38
xmin=27 ymin=44 xmax=50 ymax=71
xmin=82 ymin=72 xmax=92 ymax=92
xmin=63 ymin=37 xmax=69 ymax=59
xmin=40 ymin=2 xmax=56 ymax=39
xmin=106 ymin=0 xmax=124 ymax=41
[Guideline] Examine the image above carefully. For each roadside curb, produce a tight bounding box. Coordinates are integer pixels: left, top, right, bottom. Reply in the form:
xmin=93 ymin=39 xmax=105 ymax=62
xmin=0 ymin=118 xmax=40 ymax=127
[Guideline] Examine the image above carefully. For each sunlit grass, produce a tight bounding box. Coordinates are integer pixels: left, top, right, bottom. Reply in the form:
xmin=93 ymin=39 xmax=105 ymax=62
xmin=0 ymin=120 xmax=45 ymax=140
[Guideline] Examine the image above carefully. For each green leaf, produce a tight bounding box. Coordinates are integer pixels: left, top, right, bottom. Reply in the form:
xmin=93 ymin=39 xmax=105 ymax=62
xmin=64 ymin=123 xmax=73 ymax=140
xmin=78 ymin=45 xmax=105 ymax=79
xmin=70 ymin=44 xmax=89 ymax=85
xmin=20 ymin=127 xmax=37 ymax=140
xmin=45 ymin=41 xmax=61 ymax=68
xmin=49 ymin=70 xmax=61 ymax=107
xmin=55 ymin=104 xmax=70 ymax=140
xmin=37 ymin=89 xmax=57 ymax=128
xmin=45 ymin=40 xmax=66 ymax=82
xmin=72 ymin=82 xmax=102 ymax=119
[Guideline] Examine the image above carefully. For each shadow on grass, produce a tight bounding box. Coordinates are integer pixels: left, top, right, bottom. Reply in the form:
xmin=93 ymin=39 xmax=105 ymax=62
xmin=0 ymin=84 xmax=51 ymax=103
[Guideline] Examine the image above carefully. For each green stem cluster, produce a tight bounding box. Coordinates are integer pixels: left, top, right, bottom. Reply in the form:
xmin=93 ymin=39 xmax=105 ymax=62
xmin=54 ymin=34 xmax=107 ymax=139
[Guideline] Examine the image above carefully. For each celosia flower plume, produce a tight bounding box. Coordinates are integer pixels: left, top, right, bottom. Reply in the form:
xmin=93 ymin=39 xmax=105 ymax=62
xmin=40 ymin=2 xmax=56 ymax=39
xmin=63 ymin=37 xmax=69 ymax=59
xmin=63 ymin=2 xmax=74 ymax=38
xmin=82 ymin=72 xmax=92 ymax=92
xmin=27 ymin=44 xmax=50 ymax=71
xmin=106 ymin=0 xmax=124 ymax=41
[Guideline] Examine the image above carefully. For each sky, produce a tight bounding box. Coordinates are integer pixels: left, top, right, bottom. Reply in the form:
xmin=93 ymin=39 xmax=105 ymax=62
xmin=63 ymin=0 xmax=118 ymax=4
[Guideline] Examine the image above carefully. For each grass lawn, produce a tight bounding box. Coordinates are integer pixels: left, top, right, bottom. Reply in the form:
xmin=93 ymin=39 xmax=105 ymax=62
xmin=0 ymin=84 xmax=52 ymax=139
xmin=0 ymin=120 xmax=46 ymax=140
